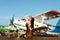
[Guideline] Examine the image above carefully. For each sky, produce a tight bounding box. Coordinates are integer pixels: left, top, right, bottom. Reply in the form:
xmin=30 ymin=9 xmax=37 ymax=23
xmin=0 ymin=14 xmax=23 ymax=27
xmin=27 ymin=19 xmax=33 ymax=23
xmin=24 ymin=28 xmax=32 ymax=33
xmin=0 ymin=0 xmax=60 ymax=25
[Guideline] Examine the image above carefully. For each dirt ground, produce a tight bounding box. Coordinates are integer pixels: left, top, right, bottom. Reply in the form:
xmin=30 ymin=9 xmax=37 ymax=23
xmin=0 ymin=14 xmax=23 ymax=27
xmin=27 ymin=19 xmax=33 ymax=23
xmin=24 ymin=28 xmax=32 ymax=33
xmin=0 ymin=32 xmax=60 ymax=40
xmin=0 ymin=36 xmax=60 ymax=40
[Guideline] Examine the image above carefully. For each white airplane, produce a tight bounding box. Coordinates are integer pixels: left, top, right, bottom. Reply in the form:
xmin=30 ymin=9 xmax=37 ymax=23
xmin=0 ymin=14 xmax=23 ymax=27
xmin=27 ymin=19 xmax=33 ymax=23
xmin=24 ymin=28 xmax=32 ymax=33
xmin=13 ymin=19 xmax=48 ymax=30
xmin=44 ymin=17 xmax=60 ymax=35
xmin=10 ymin=10 xmax=60 ymax=35
xmin=39 ymin=10 xmax=60 ymax=35
xmin=10 ymin=15 xmax=50 ymax=33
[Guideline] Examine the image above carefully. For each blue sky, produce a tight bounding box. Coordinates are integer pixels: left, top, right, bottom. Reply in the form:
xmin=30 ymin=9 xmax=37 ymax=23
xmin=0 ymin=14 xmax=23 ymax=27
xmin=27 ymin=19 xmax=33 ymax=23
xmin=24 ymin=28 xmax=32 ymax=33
xmin=0 ymin=0 xmax=60 ymax=25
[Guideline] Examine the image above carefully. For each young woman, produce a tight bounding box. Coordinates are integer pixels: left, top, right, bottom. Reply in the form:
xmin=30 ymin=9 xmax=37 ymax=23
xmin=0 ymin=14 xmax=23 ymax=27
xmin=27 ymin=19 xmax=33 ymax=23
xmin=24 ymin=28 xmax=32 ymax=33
xmin=25 ymin=16 xmax=34 ymax=40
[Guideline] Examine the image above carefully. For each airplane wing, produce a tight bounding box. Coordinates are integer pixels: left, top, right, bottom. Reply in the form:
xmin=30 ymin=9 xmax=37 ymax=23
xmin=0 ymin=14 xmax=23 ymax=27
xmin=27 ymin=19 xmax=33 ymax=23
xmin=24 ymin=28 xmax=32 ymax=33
xmin=34 ymin=10 xmax=60 ymax=22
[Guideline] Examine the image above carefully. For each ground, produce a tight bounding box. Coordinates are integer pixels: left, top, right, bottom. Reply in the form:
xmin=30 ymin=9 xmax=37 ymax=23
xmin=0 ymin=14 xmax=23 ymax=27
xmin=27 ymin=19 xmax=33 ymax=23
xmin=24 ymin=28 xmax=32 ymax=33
xmin=0 ymin=32 xmax=60 ymax=40
xmin=0 ymin=36 xmax=60 ymax=40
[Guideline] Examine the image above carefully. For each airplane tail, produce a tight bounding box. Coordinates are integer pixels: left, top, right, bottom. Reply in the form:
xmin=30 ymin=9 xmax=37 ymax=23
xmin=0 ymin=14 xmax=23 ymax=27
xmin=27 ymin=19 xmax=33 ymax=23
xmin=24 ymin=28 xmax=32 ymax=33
xmin=10 ymin=14 xmax=15 ymax=25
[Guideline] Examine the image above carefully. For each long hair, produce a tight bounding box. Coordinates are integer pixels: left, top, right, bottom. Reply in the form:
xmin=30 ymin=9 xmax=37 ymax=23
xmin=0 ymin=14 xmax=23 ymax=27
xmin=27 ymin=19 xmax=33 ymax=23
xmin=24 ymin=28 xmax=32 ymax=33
xmin=25 ymin=16 xmax=34 ymax=29
xmin=31 ymin=17 xmax=34 ymax=29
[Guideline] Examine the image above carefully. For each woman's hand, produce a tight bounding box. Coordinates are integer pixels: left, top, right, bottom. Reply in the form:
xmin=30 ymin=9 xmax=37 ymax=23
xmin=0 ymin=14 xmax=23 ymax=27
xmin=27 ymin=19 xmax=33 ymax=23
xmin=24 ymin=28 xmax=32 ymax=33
xmin=29 ymin=27 xmax=32 ymax=30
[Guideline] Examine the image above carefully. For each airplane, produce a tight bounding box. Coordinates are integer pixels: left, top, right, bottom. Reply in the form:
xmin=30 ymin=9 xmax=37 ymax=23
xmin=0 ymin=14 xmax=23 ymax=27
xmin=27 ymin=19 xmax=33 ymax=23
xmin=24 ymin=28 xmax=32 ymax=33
xmin=0 ymin=25 xmax=16 ymax=32
xmin=10 ymin=10 xmax=60 ymax=35
xmin=44 ymin=17 xmax=60 ymax=35
xmin=10 ymin=14 xmax=51 ymax=34
xmin=35 ymin=10 xmax=60 ymax=35
xmin=0 ymin=25 xmax=10 ymax=32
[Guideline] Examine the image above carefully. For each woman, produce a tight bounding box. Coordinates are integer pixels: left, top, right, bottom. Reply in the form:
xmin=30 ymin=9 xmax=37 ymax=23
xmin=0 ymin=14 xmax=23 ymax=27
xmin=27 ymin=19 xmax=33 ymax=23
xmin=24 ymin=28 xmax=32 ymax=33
xmin=25 ymin=16 xmax=34 ymax=40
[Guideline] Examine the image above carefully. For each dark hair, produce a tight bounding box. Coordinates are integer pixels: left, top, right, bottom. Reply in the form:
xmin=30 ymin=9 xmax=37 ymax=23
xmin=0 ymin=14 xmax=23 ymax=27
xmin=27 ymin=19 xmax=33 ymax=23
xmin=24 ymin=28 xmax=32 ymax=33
xmin=31 ymin=18 xmax=34 ymax=29
xmin=26 ymin=17 xmax=34 ymax=29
